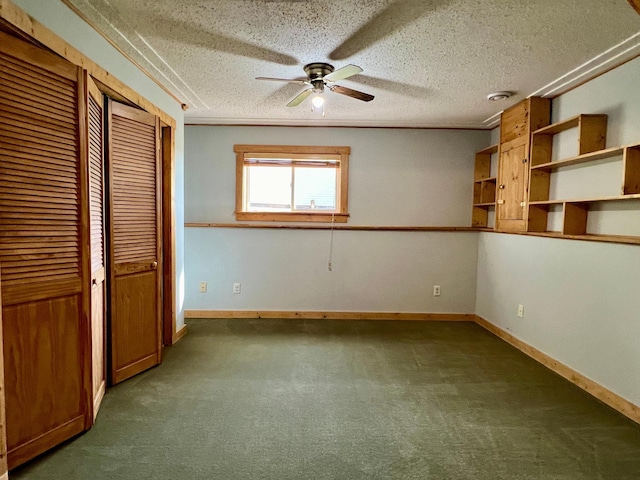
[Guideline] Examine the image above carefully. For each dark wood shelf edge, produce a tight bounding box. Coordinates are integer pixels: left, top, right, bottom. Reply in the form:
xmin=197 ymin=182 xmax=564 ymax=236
xmin=473 ymin=203 xmax=496 ymax=207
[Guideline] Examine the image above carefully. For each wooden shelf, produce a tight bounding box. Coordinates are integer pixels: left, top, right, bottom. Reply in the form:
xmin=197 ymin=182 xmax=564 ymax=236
xmin=528 ymin=194 xmax=640 ymax=235
xmin=485 ymin=229 xmax=640 ymax=246
xmin=531 ymin=146 xmax=624 ymax=171
xmin=472 ymin=145 xmax=500 ymax=227
xmin=476 ymin=144 xmax=499 ymax=155
xmin=532 ymin=114 xmax=607 ymax=136
xmin=474 ymin=176 xmax=496 ymax=183
xmin=529 ymin=193 xmax=640 ymax=206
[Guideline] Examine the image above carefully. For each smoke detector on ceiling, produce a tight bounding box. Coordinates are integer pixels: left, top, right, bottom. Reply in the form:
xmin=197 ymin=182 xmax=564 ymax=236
xmin=487 ymin=91 xmax=513 ymax=101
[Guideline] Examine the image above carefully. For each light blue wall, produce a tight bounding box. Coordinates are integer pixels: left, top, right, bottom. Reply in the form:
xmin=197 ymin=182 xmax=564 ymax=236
xmin=14 ymin=0 xmax=186 ymax=331
xmin=476 ymin=56 xmax=640 ymax=406
xmin=184 ymin=126 xmax=489 ymax=313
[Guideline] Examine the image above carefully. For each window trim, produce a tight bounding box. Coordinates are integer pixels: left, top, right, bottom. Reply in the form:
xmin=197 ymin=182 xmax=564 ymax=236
xmin=234 ymin=144 xmax=350 ymax=223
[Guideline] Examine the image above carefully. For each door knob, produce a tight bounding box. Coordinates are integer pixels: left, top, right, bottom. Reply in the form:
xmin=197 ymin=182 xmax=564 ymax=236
xmin=151 ymin=261 xmax=158 ymax=269
xmin=499 ymin=184 xmax=505 ymax=189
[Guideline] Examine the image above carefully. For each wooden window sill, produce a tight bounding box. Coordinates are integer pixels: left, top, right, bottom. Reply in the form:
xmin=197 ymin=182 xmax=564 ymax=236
xmin=234 ymin=212 xmax=349 ymax=223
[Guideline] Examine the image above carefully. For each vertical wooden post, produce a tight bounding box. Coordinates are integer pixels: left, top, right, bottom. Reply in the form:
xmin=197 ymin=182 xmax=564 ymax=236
xmin=162 ymin=126 xmax=177 ymax=345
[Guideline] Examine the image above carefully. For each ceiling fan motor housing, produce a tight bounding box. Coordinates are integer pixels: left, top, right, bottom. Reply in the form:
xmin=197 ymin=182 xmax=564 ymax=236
xmin=304 ymin=63 xmax=334 ymax=92
xmin=304 ymin=62 xmax=334 ymax=81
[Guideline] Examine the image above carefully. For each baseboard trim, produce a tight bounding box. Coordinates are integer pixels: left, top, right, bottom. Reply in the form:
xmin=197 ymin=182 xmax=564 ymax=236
xmin=185 ymin=310 xmax=475 ymax=322
xmin=474 ymin=315 xmax=640 ymax=425
xmin=172 ymin=324 xmax=187 ymax=343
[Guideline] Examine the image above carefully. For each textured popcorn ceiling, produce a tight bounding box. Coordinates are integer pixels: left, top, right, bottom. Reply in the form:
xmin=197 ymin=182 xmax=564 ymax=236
xmin=64 ymin=0 xmax=640 ymax=127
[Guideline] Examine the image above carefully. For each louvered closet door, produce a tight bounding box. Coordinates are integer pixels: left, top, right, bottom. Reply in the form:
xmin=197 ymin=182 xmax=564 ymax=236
xmin=108 ymin=100 xmax=162 ymax=385
xmin=0 ymin=32 xmax=90 ymax=468
xmin=88 ymin=77 xmax=106 ymax=418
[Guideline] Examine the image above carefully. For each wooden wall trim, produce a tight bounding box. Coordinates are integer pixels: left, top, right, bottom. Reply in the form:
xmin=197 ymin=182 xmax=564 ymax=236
xmin=0 ymin=0 xmax=176 ymax=128
xmin=629 ymin=0 xmax=640 ymax=15
xmin=480 ymin=229 xmax=640 ymax=246
xmin=474 ymin=315 xmax=640 ymax=425
xmin=185 ymin=223 xmax=479 ymax=232
xmin=172 ymin=324 xmax=187 ymax=344
xmin=185 ymin=310 xmax=475 ymax=321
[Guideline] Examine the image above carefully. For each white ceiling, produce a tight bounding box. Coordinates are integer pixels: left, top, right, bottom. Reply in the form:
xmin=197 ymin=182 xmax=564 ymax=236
xmin=64 ymin=0 xmax=640 ymax=128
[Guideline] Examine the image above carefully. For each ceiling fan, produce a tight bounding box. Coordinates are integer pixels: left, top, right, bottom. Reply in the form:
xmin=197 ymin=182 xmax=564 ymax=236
xmin=256 ymin=63 xmax=375 ymax=107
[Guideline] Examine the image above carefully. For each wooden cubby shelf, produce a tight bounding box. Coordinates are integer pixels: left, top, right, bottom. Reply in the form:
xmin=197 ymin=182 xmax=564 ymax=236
xmin=532 ymin=114 xmax=607 ymax=137
xmin=472 ymin=144 xmax=499 ymax=227
xmin=527 ymin=112 xmax=640 ymax=237
xmin=529 ymin=193 xmax=640 ymax=206
xmin=531 ymin=145 xmax=625 ymax=171
xmin=471 ymin=102 xmax=640 ymax=245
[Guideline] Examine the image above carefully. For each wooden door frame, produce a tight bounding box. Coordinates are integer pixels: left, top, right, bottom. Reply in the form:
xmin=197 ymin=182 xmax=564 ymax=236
xmin=161 ymin=125 xmax=178 ymax=345
xmin=0 ymin=271 xmax=8 ymax=480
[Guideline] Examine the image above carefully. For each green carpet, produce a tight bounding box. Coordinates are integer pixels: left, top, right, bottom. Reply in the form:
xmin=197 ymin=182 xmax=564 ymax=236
xmin=12 ymin=319 xmax=640 ymax=479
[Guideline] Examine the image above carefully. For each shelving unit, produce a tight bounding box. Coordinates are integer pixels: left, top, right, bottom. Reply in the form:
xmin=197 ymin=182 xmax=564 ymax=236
xmin=472 ymin=144 xmax=498 ymax=227
xmin=527 ymin=113 xmax=640 ymax=236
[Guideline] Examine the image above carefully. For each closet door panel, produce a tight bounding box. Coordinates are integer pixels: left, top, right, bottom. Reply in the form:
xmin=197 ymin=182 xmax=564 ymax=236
xmin=88 ymin=78 xmax=106 ymax=419
xmin=108 ymin=101 xmax=162 ymax=385
xmin=2 ymin=297 xmax=85 ymax=457
xmin=0 ymin=31 xmax=89 ymax=468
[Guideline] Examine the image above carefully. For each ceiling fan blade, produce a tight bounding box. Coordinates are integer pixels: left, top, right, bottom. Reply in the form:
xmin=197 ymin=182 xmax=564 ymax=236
xmin=328 ymin=85 xmax=374 ymax=102
xmin=287 ymin=88 xmax=313 ymax=107
xmin=324 ymin=64 xmax=363 ymax=82
xmin=256 ymin=77 xmax=307 ymax=84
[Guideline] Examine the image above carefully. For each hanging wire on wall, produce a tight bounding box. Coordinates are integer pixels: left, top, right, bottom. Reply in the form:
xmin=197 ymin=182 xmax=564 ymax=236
xmin=328 ymin=212 xmax=335 ymax=271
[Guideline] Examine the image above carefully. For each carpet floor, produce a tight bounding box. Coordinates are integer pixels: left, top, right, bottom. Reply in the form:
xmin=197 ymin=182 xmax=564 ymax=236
xmin=12 ymin=318 xmax=640 ymax=479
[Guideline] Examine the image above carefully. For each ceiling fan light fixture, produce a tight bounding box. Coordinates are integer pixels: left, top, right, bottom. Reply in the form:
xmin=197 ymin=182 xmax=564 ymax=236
xmin=487 ymin=91 xmax=513 ymax=101
xmin=311 ymin=94 xmax=325 ymax=109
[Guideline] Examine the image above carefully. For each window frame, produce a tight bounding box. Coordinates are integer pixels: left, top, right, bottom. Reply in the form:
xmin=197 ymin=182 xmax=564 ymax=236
xmin=234 ymin=144 xmax=350 ymax=223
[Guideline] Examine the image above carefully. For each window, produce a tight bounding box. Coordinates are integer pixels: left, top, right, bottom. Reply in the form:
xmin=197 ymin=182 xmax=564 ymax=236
xmin=234 ymin=145 xmax=350 ymax=222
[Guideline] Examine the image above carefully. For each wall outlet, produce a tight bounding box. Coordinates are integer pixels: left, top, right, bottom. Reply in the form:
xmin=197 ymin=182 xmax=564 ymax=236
xmin=433 ymin=285 xmax=441 ymax=296
xmin=199 ymin=282 xmax=207 ymax=293
xmin=233 ymin=282 xmax=241 ymax=294
xmin=517 ymin=304 xmax=524 ymax=318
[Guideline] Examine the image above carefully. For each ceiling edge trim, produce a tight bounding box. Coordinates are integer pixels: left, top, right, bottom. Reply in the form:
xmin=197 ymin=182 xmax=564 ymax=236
xmin=59 ymin=0 xmax=186 ymax=108
xmin=530 ymin=31 xmax=640 ymax=98
xmin=183 ymin=118 xmax=491 ymax=130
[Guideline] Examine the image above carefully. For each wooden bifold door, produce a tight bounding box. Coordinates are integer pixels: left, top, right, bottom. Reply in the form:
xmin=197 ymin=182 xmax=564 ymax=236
xmin=0 ymin=30 xmax=165 ymax=469
xmin=0 ymin=31 xmax=91 ymax=468
xmin=107 ymin=100 xmax=162 ymax=385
